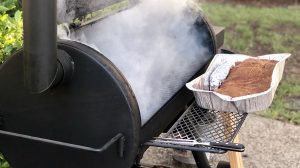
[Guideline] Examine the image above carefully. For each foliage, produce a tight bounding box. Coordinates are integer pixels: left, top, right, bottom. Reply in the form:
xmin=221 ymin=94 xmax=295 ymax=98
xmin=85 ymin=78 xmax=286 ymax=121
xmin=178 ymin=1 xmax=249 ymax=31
xmin=0 ymin=0 xmax=22 ymax=63
xmin=0 ymin=10 xmax=22 ymax=63
xmin=0 ymin=153 xmax=9 ymax=168
xmin=0 ymin=0 xmax=21 ymax=15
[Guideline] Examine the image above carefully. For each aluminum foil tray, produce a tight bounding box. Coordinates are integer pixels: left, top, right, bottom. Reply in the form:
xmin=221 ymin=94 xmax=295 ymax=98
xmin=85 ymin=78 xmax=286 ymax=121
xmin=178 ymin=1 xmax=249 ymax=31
xmin=186 ymin=53 xmax=291 ymax=113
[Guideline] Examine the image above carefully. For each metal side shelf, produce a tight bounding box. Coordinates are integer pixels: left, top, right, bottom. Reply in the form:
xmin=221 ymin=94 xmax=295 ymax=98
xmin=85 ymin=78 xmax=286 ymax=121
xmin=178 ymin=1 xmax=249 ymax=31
xmin=144 ymin=102 xmax=248 ymax=154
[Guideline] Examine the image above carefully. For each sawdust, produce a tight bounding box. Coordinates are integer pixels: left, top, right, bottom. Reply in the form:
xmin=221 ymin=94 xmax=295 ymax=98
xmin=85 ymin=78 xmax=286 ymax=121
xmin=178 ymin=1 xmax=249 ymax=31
xmin=215 ymin=58 xmax=278 ymax=97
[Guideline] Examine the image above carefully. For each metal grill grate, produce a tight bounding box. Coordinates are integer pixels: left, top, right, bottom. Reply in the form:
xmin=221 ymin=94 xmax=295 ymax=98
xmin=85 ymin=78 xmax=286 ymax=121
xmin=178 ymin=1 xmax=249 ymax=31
xmin=145 ymin=102 xmax=248 ymax=153
xmin=166 ymin=102 xmax=247 ymax=143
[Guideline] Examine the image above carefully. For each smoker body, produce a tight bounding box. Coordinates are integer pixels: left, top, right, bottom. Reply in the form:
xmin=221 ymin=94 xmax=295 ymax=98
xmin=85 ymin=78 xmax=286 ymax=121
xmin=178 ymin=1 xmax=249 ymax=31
xmin=0 ymin=41 xmax=142 ymax=167
xmin=0 ymin=0 xmax=221 ymax=167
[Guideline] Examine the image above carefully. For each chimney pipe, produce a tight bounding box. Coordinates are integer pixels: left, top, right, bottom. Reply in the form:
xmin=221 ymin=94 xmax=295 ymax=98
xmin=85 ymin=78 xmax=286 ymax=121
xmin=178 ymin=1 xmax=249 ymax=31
xmin=23 ymin=0 xmax=58 ymax=93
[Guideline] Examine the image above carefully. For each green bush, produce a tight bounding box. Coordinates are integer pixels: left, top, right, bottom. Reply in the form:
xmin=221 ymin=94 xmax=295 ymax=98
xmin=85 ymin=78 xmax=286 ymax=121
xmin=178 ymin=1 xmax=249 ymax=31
xmin=0 ymin=0 xmax=22 ymax=63
xmin=0 ymin=0 xmax=20 ymax=13
xmin=0 ymin=1 xmax=22 ymax=167
xmin=0 ymin=154 xmax=9 ymax=168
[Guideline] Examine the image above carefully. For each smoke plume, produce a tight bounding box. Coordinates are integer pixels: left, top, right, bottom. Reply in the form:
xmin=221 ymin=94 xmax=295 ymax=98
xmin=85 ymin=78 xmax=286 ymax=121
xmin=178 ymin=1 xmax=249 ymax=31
xmin=60 ymin=0 xmax=211 ymax=125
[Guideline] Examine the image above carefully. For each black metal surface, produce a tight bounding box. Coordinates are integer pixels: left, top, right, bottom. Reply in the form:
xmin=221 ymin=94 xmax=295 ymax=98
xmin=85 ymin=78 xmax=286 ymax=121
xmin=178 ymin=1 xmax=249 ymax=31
xmin=140 ymin=15 xmax=217 ymax=144
xmin=23 ymin=0 xmax=58 ymax=93
xmin=135 ymin=17 xmax=220 ymax=165
xmin=221 ymin=49 xmax=235 ymax=54
xmin=54 ymin=49 xmax=75 ymax=86
xmin=192 ymin=151 xmax=211 ymax=168
xmin=209 ymin=142 xmax=244 ymax=152
xmin=0 ymin=41 xmax=140 ymax=168
xmin=0 ymin=111 xmax=3 ymax=128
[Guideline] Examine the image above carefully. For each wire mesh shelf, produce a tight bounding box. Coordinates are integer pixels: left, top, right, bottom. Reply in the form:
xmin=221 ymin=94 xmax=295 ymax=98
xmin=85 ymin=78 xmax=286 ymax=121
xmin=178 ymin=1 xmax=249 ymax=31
xmin=166 ymin=102 xmax=247 ymax=143
xmin=145 ymin=102 xmax=247 ymax=153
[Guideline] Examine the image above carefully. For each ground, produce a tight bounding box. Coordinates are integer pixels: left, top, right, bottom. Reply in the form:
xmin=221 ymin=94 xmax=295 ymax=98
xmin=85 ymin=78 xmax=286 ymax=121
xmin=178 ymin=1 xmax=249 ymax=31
xmin=141 ymin=114 xmax=300 ymax=168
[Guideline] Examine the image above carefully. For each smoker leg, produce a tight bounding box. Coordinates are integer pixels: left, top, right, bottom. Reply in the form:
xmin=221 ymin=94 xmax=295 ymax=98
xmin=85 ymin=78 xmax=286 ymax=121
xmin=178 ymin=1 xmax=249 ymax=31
xmin=192 ymin=151 xmax=211 ymax=168
xmin=131 ymin=164 xmax=141 ymax=168
xmin=132 ymin=146 xmax=148 ymax=168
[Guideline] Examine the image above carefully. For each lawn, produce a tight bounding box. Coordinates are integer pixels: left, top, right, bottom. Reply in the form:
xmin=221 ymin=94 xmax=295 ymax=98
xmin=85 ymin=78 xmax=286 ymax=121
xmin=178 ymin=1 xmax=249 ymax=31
xmin=202 ymin=3 xmax=300 ymax=124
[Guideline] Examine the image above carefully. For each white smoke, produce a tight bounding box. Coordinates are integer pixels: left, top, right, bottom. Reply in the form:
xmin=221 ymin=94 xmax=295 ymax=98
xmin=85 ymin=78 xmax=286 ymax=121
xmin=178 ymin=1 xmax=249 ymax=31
xmin=60 ymin=0 xmax=211 ymax=125
xmin=57 ymin=0 xmax=76 ymax=23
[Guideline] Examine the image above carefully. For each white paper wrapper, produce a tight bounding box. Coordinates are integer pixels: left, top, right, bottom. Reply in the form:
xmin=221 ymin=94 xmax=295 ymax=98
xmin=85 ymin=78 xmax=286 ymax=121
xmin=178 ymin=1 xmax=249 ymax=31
xmin=186 ymin=53 xmax=291 ymax=113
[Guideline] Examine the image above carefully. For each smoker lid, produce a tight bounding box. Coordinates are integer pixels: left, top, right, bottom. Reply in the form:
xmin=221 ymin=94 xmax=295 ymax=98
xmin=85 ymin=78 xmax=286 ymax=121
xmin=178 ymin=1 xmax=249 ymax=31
xmin=68 ymin=12 xmax=217 ymax=125
xmin=57 ymin=0 xmax=138 ymax=23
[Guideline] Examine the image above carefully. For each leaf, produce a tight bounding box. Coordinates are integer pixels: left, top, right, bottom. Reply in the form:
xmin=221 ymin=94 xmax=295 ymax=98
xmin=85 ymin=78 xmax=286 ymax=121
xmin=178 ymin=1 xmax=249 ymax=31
xmin=14 ymin=10 xmax=21 ymax=22
xmin=2 ymin=161 xmax=10 ymax=168
xmin=0 ymin=6 xmax=9 ymax=13
xmin=0 ymin=9 xmax=23 ymax=63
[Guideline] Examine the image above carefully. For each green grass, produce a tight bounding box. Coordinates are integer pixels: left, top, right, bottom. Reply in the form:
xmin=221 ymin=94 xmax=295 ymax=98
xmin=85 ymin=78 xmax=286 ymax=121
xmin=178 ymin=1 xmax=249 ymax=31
xmin=202 ymin=3 xmax=300 ymax=124
xmin=261 ymin=80 xmax=300 ymax=124
xmin=202 ymin=4 xmax=300 ymax=54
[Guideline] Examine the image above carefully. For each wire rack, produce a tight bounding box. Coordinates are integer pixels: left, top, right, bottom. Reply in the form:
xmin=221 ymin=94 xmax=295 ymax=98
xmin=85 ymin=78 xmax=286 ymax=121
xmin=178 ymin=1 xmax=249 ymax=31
xmin=145 ymin=102 xmax=247 ymax=153
xmin=166 ymin=102 xmax=247 ymax=143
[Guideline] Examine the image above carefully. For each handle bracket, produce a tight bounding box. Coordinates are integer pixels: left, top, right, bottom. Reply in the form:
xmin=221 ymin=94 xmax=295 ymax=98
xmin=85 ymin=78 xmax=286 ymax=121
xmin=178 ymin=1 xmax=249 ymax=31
xmin=0 ymin=130 xmax=125 ymax=157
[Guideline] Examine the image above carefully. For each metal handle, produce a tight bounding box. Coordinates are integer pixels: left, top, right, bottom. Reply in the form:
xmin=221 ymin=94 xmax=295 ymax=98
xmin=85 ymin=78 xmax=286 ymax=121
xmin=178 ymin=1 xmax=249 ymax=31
xmin=144 ymin=141 xmax=226 ymax=154
xmin=151 ymin=139 xmax=195 ymax=146
xmin=151 ymin=138 xmax=245 ymax=152
xmin=0 ymin=130 xmax=125 ymax=157
xmin=209 ymin=142 xmax=245 ymax=152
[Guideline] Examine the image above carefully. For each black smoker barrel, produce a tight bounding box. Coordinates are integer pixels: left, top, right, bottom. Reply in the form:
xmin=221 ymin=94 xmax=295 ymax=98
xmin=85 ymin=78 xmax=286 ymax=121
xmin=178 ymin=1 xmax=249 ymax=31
xmin=0 ymin=0 xmax=223 ymax=167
